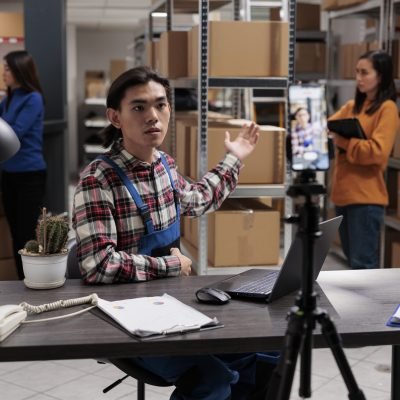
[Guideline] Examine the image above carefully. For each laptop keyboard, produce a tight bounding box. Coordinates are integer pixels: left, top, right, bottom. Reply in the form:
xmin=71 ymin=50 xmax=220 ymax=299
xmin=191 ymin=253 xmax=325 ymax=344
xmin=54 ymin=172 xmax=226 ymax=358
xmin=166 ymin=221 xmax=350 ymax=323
xmin=233 ymin=271 xmax=278 ymax=294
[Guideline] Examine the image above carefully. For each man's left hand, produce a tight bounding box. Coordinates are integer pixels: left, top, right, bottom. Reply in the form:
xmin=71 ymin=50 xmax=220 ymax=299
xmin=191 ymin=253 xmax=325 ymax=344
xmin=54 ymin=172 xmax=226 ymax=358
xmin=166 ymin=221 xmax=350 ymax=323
xmin=224 ymin=122 xmax=260 ymax=161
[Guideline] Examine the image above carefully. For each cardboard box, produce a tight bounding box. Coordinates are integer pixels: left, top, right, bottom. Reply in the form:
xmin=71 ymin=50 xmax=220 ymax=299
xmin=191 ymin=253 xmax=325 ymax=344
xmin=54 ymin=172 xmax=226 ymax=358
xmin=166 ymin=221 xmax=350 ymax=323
xmin=110 ymin=59 xmax=126 ymax=82
xmin=188 ymin=121 xmax=286 ymax=184
xmin=271 ymin=3 xmax=320 ymax=31
xmin=0 ymin=217 xmax=13 ymax=259
xmin=159 ymin=31 xmax=188 ymax=79
xmin=391 ymin=242 xmax=400 ymax=268
xmin=322 ymin=0 xmax=367 ymax=10
xmin=153 ymin=40 xmax=162 ymax=73
xmin=0 ymin=258 xmax=18 ymax=280
xmin=339 ymin=43 xmax=369 ymax=79
xmin=146 ymin=40 xmax=155 ymax=68
xmin=184 ymin=199 xmax=280 ymax=266
xmin=295 ymin=43 xmax=326 ymax=73
xmin=175 ymin=120 xmax=192 ymax=176
xmin=188 ymin=21 xmax=288 ymax=77
xmin=85 ymin=70 xmax=106 ymax=98
xmin=0 ymin=13 xmax=24 ymax=37
xmin=321 ymin=0 xmax=339 ymax=11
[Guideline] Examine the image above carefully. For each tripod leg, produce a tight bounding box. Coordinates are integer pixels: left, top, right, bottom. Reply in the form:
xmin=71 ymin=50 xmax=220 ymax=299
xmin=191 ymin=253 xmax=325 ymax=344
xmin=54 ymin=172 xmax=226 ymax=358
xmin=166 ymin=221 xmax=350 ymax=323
xmin=265 ymin=308 xmax=305 ymax=400
xmin=317 ymin=310 xmax=366 ymax=400
xmin=299 ymin=323 xmax=313 ymax=398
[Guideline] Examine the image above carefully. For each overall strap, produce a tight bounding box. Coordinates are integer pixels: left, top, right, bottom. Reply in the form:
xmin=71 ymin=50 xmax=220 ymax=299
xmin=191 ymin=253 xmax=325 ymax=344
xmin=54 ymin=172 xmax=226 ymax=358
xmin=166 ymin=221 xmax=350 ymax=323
xmin=159 ymin=154 xmax=180 ymax=217
xmin=97 ymin=155 xmax=154 ymax=234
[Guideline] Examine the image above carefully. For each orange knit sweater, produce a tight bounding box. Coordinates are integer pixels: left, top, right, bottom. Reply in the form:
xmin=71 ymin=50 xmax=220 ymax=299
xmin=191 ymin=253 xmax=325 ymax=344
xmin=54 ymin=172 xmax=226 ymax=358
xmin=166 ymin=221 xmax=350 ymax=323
xmin=329 ymin=99 xmax=399 ymax=206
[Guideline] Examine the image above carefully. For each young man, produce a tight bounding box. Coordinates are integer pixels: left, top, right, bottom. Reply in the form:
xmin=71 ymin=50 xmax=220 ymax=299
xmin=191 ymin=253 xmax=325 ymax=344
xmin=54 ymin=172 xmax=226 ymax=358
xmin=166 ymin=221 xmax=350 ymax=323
xmin=73 ymin=66 xmax=276 ymax=399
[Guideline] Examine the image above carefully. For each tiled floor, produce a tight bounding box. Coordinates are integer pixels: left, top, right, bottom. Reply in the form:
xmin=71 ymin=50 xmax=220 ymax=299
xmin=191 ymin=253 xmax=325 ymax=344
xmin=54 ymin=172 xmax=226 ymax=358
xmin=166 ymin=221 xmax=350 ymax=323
xmin=1 ymin=186 xmax=389 ymax=399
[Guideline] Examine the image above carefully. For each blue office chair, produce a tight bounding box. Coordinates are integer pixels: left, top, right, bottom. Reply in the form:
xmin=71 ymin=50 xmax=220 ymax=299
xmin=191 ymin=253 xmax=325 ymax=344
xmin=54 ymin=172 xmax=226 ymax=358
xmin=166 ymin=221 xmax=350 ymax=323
xmin=66 ymin=240 xmax=174 ymax=400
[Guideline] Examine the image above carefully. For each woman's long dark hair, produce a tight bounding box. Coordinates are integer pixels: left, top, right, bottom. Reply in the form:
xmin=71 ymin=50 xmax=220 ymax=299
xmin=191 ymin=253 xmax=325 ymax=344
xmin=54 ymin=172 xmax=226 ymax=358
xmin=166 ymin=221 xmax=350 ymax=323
xmin=353 ymin=50 xmax=397 ymax=115
xmin=4 ymin=50 xmax=44 ymax=109
xmin=102 ymin=66 xmax=171 ymax=148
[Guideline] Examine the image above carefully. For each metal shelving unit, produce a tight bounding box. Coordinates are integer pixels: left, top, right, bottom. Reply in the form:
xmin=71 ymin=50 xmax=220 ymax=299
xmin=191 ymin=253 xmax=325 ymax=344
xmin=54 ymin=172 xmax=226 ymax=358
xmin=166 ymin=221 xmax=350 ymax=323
xmin=149 ymin=0 xmax=296 ymax=275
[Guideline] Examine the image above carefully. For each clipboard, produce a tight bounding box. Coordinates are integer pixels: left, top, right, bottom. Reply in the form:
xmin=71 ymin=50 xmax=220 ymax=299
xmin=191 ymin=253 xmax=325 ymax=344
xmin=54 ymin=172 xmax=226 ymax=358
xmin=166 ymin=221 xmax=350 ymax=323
xmin=327 ymin=118 xmax=366 ymax=139
xmin=94 ymin=294 xmax=223 ymax=339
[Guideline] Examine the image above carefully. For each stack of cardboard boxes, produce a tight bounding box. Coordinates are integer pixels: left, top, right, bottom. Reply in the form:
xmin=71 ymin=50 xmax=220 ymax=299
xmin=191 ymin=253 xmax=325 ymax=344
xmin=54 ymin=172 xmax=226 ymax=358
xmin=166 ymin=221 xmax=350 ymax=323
xmin=148 ymin=20 xmax=289 ymax=79
xmin=175 ymin=112 xmax=285 ymax=267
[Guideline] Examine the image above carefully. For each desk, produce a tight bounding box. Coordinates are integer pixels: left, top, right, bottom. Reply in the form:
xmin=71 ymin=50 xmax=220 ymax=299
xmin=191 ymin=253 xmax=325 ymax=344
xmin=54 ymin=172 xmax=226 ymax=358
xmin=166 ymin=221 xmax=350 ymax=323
xmin=0 ymin=269 xmax=399 ymax=399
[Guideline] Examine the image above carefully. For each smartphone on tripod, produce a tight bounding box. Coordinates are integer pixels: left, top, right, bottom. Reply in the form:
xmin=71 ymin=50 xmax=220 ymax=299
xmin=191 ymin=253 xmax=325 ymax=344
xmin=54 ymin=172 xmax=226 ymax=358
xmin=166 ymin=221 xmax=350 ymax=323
xmin=287 ymin=84 xmax=330 ymax=172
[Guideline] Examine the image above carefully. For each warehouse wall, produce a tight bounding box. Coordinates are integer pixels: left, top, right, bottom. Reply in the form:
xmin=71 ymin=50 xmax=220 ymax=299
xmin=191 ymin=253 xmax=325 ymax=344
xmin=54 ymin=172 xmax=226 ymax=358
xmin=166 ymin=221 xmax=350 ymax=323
xmin=76 ymin=29 xmax=135 ymax=104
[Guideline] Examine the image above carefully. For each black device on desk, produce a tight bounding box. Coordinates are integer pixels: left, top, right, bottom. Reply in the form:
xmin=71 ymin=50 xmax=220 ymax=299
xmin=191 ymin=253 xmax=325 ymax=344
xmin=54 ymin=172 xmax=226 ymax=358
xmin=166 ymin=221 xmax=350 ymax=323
xmin=327 ymin=118 xmax=366 ymax=139
xmin=196 ymin=287 xmax=231 ymax=305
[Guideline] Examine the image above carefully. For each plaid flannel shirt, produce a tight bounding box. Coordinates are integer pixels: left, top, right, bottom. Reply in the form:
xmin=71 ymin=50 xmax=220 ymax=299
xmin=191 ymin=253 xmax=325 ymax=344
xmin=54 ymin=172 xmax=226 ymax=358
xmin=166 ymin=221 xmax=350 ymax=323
xmin=73 ymin=139 xmax=241 ymax=284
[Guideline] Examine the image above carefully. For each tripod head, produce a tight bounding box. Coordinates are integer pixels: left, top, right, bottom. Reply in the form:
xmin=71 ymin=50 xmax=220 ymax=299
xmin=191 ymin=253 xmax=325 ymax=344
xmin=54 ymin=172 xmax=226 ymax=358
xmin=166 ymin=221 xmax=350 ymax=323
xmin=286 ymin=170 xmax=326 ymax=234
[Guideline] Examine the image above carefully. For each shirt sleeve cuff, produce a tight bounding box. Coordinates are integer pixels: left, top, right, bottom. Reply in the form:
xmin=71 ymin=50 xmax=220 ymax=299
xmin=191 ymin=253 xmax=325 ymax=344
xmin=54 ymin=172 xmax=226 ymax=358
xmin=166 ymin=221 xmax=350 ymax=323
xmin=163 ymin=255 xmax=181 ymax=277
xmin=223 ymin=152 xmax=242 ymax=171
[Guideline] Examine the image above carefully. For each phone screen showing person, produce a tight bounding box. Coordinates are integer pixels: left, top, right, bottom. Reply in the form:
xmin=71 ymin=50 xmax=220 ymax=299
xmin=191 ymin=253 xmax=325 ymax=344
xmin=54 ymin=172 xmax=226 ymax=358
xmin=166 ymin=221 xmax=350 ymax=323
xmin=288 ymin=84 xmax=329 ymax=172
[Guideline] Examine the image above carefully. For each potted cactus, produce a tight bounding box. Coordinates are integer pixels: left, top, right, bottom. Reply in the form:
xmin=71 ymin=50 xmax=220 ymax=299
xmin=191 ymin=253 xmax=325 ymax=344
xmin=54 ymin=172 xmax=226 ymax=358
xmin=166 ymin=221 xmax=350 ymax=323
xmin=19 ymin=207 xmax=70 ymax=289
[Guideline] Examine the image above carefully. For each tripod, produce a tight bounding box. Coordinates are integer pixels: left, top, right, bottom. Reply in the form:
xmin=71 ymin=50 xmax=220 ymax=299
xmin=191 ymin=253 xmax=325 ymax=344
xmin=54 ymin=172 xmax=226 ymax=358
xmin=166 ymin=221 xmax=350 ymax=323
xmin=265 ymin=171 xmax=366 ymax=400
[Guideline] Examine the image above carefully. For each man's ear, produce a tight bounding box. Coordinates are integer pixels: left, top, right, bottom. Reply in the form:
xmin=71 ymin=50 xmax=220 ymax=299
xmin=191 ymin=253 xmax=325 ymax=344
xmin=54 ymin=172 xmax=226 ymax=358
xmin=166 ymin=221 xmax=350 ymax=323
xmin=106 ymin=108 xmax=121 ymax=128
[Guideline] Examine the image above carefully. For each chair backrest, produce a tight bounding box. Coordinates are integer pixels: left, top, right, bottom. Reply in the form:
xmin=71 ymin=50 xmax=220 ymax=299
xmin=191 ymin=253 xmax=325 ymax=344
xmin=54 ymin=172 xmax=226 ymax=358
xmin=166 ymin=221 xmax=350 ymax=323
xmin=66 ymin=240 xmax=82 ymax=279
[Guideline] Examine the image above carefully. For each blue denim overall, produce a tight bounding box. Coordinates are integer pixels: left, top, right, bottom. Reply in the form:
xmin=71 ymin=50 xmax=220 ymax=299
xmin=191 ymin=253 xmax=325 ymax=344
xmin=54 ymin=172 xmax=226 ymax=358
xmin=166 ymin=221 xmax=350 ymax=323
xmin=98 ymin=154 xmax=279 ymax=400
xmin=98 ymin=154 xmax=180 ymax=256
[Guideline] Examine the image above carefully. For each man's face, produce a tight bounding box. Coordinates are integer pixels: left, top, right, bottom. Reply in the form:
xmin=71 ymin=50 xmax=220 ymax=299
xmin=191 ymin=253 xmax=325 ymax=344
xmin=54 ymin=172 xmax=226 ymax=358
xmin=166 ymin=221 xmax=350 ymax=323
xmin=108 ymin=80 xmax=171 ymax=161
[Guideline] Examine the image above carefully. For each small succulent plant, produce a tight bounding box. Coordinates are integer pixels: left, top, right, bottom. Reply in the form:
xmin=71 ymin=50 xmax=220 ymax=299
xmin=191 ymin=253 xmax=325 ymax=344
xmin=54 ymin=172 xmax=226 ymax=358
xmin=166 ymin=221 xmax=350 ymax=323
xmin=23 ymin=208 xmax=69 ymax=255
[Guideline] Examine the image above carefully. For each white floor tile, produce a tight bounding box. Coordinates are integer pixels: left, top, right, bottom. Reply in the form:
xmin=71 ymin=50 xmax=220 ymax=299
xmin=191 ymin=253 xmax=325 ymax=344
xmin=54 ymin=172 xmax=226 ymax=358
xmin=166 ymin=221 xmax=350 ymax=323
xmin=311 ymin=348 xmax=359 ymax=379
xmin=53 ymin=359 xmax=106 ymax=374
xmin=0 ymin=361 xmax=84 ymax=392
xmin=364 ymin=345 xmax=392 ymax=366
xmin=0 ymin=378 xmax=37 ymax=400
xmin=24 ymin=394 xmax=62 ymax=400
xmin=347 ymin=359 xmax=391 ymax=393
xmin=312 ymin=378 xmax=390 ymax=400
xmin=344 ymin=346 xmax=383 ymax=361
xmin=0 ymin=361 xmax=34 ymax=375
xmin=45 ymin=374 xmax=136 ymax=400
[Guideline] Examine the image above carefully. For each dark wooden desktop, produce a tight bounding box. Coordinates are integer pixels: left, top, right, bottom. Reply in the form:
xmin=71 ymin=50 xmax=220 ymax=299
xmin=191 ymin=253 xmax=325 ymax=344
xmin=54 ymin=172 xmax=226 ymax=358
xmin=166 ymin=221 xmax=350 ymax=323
xmin=0 ymin=269 xmax=399 ymax=399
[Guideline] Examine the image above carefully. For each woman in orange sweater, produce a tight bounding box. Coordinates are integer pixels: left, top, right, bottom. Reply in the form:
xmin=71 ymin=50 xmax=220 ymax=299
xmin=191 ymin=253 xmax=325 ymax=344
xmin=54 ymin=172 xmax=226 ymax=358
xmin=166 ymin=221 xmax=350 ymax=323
xmin=329 ymin=50 xmax=399 ymax=269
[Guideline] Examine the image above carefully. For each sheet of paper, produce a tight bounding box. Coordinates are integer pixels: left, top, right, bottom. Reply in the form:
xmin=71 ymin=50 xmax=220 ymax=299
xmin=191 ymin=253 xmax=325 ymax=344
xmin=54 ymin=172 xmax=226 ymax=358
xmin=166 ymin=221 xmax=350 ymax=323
xmin=97 ymin=294 xmax=218 ymax=337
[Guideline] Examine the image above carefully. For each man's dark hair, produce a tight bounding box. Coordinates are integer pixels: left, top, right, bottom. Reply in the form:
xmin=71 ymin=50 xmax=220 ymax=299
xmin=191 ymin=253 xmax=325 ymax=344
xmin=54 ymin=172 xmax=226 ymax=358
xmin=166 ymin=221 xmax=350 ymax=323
xmin=102 ymin=66 xmax=171 ymax=148
xmin=353 ymin=50 xmax=397 ymax=115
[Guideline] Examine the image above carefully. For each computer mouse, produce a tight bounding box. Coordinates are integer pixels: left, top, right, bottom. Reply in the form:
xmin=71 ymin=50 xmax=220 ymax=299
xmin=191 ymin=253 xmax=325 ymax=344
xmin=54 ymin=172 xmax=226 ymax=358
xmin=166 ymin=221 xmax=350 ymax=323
xmin=195 ymin=287 xmax=231 ymax=305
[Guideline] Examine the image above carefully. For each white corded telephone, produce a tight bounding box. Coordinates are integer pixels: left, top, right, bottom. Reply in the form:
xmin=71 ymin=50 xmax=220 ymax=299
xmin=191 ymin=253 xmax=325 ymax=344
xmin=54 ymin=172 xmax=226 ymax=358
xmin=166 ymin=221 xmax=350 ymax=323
xmin=0 ymin=294 xmax=98 ymax=342
xmin=0 ymin=305 xmax=27 ymax=342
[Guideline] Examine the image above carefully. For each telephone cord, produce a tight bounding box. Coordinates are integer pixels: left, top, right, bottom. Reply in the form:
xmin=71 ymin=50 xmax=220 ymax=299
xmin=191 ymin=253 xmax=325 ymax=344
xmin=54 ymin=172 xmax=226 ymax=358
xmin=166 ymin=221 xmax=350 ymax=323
xmin=19 ymin=294 xmax=99 ymax=324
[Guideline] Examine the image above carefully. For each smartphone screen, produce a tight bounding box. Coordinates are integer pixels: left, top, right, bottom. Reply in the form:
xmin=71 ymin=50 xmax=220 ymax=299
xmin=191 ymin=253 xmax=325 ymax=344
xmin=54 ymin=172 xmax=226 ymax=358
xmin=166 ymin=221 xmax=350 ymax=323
xmin=288 ymin=84 xmax=329 ymax=172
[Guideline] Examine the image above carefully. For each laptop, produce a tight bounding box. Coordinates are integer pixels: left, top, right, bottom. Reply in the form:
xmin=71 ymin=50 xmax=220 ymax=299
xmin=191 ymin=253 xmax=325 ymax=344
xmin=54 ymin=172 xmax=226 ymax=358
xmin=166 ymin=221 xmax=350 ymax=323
xmin=210 ymin=216 xmax=342 ymax=303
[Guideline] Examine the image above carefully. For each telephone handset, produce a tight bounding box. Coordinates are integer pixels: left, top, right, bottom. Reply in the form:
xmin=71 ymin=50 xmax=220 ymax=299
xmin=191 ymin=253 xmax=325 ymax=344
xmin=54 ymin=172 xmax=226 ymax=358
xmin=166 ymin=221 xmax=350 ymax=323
xmin=0 ymin=305 xmax=27 ymax=342
xmin=0 ymin=294 xmax=98 ymax=342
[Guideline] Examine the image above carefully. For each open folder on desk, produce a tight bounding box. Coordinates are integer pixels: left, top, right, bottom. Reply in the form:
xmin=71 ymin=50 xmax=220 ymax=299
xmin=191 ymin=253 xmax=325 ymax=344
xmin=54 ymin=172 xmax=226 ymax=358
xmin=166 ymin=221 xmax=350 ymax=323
xmin=96 ymin=294 xmax=221 ymax=338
